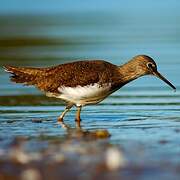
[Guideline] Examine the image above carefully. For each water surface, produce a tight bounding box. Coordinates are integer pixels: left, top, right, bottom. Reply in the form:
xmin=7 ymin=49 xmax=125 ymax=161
xmin=0 ymin=6 xmax=180 ymax=179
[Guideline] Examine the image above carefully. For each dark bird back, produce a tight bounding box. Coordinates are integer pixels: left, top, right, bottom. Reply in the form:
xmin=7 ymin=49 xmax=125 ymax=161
xmin=4 ymin=60 xmax=120 ymax=93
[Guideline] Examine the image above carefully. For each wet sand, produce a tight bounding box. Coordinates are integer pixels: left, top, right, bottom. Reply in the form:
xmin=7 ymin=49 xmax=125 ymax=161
xmin=0 ymin=125 xmax=179 ymax=180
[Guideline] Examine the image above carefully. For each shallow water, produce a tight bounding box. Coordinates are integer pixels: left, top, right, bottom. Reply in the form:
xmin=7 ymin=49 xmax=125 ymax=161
xmin=0 ymin=4 xmax=180 ymax=179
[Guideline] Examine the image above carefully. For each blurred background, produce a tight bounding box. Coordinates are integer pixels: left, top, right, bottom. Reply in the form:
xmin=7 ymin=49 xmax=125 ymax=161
xmin=0 ymin=0 xmax=179 ymax=95
xmin=0 ymin=1 xmax=180 ymax=179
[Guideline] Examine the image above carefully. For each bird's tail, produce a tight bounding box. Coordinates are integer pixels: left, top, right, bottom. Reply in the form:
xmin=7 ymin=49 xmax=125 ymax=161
xmin=3 ymin=65 xmax=43 ymax=85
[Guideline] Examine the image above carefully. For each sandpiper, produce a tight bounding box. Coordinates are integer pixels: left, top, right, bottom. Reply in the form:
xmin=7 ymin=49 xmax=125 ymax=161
xmin=4 ymin=55 xmax=176 ymax=125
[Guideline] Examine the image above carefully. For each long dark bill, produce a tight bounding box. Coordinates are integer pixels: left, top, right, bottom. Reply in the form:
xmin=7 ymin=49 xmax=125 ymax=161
xmin=153 ymin=71 xmax=176 ymax=91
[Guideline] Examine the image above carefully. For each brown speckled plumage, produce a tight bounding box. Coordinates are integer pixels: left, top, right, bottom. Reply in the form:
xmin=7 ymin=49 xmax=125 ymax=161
xmin=5 ymin=60 xmax=124 ymax=93
xmin=4 ymin=55 xmax=176 ymax=126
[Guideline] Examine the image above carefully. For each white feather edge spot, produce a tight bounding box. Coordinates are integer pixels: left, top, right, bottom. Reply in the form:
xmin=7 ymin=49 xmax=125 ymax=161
xmin=3 ymin=66 xmax=13 ymax=73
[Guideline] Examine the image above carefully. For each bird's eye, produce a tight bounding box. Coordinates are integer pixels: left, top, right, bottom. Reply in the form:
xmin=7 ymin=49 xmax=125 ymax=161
xmin=147 ymin=62 xmax=155 ymax=69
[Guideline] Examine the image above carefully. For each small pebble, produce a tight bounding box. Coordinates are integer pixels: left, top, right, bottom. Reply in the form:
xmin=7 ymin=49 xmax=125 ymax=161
xmin=175 ymin=129 xmax=180 ymax=133
xmin=105 ymin=147 xmax=126 ymax=171
xmin=32 ymin=119 xmax=42 ymax=123
xmin=159 ymin=140 xmax=169 ymax=144
xmin=10 ymin=148 xmax=30 ymax=164
xmin=51 ymin=153 xmax=65 ymax=163
xmin=7 ymin=120 xmax=16 ymax=123
xmin=20 ymin=168 xmax=41 ymax=180
xmin=94 ymin=129 xmax=111 ymax=138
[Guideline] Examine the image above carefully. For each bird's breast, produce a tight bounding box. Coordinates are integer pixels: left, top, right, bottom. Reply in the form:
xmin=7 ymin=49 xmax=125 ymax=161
xmin=57 ymin=83 xmax=112 ymax=106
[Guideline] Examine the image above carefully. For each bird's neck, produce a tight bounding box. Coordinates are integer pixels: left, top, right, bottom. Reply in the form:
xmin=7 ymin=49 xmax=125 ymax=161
xmin=118 ymin=61 xmax=146 ymax=84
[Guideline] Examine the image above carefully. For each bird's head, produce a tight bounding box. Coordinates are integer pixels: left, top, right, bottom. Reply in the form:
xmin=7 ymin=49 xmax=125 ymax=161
xmin=130 ymin=55 xmax=176 ymax=90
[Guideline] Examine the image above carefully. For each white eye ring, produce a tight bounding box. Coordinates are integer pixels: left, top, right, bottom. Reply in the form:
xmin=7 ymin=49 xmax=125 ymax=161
xmin=147 ymin=62 xmax=155 ymax=69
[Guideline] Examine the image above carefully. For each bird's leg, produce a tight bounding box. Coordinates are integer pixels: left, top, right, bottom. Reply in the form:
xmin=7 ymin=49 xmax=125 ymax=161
xmin=75 ymin=120 xmax=81 ymax=129
xmin=75 ymin=106 xmax=82 ymax=123
xmin=58 ymin=103 xmax=73 ymax=122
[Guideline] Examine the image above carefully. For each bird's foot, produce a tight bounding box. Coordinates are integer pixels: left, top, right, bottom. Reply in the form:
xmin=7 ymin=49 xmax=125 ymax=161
xmin=58 ymin=118 xmax=70 ymax=129
xmin=75 ymin=120 xmax=81 ymax=129
xmin=75 ymin=118 xmax=81 ymax=122
xmin=57 ymin=117 xmax=64 ymax=122
xmin=75 ymin=118 xmax=82 ymax=122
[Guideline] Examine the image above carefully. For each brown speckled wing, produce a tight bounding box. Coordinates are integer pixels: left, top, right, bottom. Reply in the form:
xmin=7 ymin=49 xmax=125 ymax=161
xmin=35 ymin=60 xmax=118 ymax=93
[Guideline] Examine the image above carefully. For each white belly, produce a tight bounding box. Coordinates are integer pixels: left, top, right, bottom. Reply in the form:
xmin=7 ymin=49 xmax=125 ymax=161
xmin=56 ymin=83 xmax=112 ymax=106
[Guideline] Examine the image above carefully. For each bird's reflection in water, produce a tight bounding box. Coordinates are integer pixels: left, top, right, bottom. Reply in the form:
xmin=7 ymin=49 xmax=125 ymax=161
xmin=58 ymin=121 xmax=111 ymax=139
xmin=58 ymin=120 xmax=81 ymax=129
